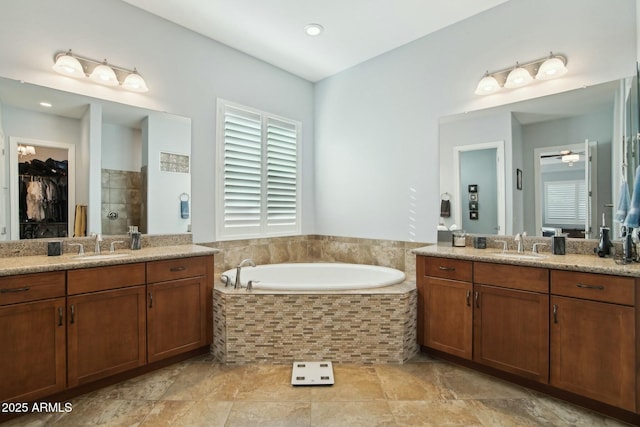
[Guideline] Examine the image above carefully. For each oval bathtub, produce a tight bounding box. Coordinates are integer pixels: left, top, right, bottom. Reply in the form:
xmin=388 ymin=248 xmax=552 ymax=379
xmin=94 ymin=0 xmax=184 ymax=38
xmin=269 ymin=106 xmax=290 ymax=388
xmin=221 ymin=262 xmax=406 ymax=291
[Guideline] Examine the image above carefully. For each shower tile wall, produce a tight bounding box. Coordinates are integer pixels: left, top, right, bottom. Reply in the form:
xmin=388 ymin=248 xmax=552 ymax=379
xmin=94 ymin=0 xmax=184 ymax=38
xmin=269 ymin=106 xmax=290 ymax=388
xmin=101 ymin=169 xmax=142 ymax=235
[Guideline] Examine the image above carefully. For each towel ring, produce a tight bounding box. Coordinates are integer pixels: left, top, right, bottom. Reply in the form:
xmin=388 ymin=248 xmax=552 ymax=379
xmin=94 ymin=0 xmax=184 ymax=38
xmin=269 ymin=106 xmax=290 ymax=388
xmin=440 ymin=192 xmax=451 ymax=201
xmin=180 ymin=193 xmax=190 ymax=202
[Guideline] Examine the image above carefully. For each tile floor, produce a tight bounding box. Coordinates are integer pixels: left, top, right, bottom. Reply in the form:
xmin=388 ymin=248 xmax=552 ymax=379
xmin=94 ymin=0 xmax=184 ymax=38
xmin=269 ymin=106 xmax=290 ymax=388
xmin=3 ymin=353 xmax=631 ymax=426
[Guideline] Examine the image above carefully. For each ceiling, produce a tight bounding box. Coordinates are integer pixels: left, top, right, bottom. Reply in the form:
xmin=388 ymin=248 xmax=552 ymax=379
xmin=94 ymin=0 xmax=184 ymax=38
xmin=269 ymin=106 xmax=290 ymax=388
xmin=121 ymin=0 xmax=510 ymax=82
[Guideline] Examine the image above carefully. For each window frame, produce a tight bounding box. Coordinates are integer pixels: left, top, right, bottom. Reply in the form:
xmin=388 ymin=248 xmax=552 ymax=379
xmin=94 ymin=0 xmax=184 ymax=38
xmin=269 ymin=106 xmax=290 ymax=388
xmin=215 ymin=99 xmax=302 ymax=240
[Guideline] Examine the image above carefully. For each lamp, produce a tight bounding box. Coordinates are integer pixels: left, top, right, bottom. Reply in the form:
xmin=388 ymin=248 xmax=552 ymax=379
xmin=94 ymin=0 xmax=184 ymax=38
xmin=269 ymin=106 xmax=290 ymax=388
xmin=475 ymin=52 xmax=567 ymax=95
xmin=474 ymin=72 xmax=501 ymax=95
xmin=52 ymin=50 xmax=84 ymax=77
xmin=122 ymin=69 xmax=148 ymax=92
xmin=52 ymin=50 xmax=148 ymax=93
xmin=504 ymin=63 xmax=533 ymax=88
xmin=90 ymin=60 xmax=119 ymax=86
xmin=536 ymin=54 xmax=568 ymax=80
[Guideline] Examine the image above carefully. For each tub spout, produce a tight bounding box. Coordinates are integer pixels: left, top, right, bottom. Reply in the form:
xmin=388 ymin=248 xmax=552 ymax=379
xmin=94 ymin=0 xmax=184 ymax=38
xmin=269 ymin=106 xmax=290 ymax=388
xmin=235 ymin=258 xmax=256 ymax=289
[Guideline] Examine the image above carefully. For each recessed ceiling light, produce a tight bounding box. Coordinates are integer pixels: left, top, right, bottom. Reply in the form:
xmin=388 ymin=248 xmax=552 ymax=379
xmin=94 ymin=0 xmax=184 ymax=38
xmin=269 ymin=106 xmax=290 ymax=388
xmin=39 ymin=101 xmax=52 ymax=108
xmin=304 ymin=23 xmax=324 ymax=37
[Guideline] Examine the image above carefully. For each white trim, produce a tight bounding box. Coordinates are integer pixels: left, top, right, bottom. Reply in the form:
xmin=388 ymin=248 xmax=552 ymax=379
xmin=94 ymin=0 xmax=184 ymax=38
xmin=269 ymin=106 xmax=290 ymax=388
xmin=453 ymin=140 xmax=505 ymax=235
xmin=9 ymin=137 xmax=76 ymax=240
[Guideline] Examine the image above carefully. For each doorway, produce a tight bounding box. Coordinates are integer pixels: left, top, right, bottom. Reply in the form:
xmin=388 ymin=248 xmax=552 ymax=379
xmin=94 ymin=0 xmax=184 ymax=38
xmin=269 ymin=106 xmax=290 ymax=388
xmin=9 ymin=137 xmax=75 ymax=240
xmin=453 ymin=141 xmax=505 ymax=235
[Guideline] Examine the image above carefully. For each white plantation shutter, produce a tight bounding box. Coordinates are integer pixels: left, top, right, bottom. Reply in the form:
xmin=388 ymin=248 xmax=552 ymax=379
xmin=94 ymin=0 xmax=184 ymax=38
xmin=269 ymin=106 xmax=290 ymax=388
xmin=217 ymin=100 xmax=301 ymax=239
xmin=544 ymin=180 xmax=586 ymax=226
xmin=267 ymin=118 xmax=298 ymax=227
xmin=222 ymin=107 xmax=262 ymax=232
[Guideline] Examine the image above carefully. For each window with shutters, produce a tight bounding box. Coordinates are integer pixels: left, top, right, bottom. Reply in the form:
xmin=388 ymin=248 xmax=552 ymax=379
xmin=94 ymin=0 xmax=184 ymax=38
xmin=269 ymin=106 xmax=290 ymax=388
xmin=543 ymin=179 xmax=586 ymax=227
xmin=215 ymin=100 xmax=301 ymax=240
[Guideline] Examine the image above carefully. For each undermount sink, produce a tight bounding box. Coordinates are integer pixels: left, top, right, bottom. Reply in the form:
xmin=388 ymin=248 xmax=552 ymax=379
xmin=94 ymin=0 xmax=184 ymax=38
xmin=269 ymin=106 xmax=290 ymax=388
xmin=74 ymin=253 xmax=131 ymax=261
xmin=492 ymin=253 xmax=548 ymax=261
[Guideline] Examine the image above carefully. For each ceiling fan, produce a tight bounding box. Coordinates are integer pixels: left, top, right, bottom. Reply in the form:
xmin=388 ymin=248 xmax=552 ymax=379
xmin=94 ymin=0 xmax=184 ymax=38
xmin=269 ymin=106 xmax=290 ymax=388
xmin=540 ymin=150 xmax=584 ymax=164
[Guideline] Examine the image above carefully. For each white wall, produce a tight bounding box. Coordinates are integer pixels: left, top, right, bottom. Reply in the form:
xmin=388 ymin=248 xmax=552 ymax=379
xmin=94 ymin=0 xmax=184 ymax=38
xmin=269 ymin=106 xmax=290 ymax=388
xmin=101 ymin=123 xmax=141 ymax=172
xmin=0 ymin=0 xmax=314 ymax=243
xmin=315 ymin=0 xmax=637 ymax=242
xmin=142 ymin=113 xmax=191 ymax=235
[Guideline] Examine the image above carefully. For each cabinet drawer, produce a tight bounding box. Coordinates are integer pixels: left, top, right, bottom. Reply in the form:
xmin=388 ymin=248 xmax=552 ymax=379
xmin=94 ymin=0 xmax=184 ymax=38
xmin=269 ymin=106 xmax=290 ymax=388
xmin=147 ymin=256 xmax=207 ymax=284
xmin=0 ymin=271 xmax=65 ymax=305
xmin=474 ymin=262 xmax=548 ymax=293
xmin=68 ymin=263 xmax=146 ymax=295
xmin=551 ymin=270 xmax=635 ymax=306
xmin=422 ymin=257 xmax=472 ymax=282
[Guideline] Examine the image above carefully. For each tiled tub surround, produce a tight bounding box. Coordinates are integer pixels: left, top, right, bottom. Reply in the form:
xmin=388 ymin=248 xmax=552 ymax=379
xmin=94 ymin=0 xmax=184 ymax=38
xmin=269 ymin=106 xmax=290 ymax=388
xmin=203 ymin=235 xmax=428 ymax=278
xmin=214 ymin=282 xmax=418 ymax=365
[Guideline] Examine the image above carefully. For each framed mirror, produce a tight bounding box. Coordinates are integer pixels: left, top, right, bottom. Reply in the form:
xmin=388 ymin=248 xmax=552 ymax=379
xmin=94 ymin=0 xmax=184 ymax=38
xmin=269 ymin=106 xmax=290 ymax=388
xmin=439 ymin=78 xmax=626 ymax=239
xmin=0 ymin=77 xmax=192 ymax=241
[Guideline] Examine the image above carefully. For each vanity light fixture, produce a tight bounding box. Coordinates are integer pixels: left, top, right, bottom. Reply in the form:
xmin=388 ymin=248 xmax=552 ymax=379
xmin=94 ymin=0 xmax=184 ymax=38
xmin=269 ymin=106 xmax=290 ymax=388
xmin=475 ymin=52 xmax=567 ymax=95
xmin=52 ymin=50 xmax=148 ymax=93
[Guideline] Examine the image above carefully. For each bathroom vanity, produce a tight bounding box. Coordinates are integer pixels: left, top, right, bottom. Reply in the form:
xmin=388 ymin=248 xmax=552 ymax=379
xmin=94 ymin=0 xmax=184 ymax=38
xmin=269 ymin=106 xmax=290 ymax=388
xmin=0 ymin=245 xmax=215 ymax=407
xmin=414 ymin=245 xmax=640 ymax=423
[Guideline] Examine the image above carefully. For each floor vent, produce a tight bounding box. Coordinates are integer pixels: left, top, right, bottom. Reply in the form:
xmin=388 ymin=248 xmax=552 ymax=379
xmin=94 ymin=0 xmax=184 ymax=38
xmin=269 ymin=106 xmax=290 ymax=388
xmin=291 ymin=361 xmax=334 ymax=386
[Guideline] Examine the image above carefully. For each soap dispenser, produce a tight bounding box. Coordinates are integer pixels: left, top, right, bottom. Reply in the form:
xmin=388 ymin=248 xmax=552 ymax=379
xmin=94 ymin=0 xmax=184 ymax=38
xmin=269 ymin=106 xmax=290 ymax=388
xmin=594 ymin=213 xmax=612 ymax=257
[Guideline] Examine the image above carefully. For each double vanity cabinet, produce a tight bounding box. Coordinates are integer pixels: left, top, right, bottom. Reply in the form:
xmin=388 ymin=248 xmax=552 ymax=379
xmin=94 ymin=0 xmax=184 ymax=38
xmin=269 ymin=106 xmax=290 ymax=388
xmin=0 ymin=249 xmax=214 ymax=406
xmin=416 ymin=249 xmax=639 ymax=422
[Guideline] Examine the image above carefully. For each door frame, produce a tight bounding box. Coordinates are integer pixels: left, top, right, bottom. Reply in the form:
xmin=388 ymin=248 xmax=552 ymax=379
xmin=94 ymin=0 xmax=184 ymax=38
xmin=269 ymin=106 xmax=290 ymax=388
xmin=453 ymin=140 xmax=505 ymax=235
xmin=9 ymin=136 xmax=75 ymax=239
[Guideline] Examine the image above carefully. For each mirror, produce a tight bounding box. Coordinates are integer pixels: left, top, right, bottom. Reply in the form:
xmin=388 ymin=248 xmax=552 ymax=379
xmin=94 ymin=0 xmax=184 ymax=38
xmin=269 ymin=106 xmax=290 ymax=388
xmin=0 ymin=77 xmax=192 ymax=240
xmin=439 ymin=79 xmax=626 ymax=239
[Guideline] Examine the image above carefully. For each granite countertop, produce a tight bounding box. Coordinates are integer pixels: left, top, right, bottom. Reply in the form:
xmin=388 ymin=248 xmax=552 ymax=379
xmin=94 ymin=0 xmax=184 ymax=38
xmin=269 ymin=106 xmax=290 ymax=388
xmin=0 ymin=244 xmax=219 ymax=277
xmin=413 ymin=245 xmax=640 ymax=278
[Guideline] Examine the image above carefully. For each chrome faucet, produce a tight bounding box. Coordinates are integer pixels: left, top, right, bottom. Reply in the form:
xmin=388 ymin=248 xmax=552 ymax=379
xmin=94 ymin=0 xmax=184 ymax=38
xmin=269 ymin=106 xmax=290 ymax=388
xmin=515 ymin=232 xmax=527 ymax=253
xmin=93 ymin=233 xmax=103 ymax=254
xmin=235 ymin=258 xmax=256 ymax=289
xmin=110 ymin=241 xmax=125 ymax=253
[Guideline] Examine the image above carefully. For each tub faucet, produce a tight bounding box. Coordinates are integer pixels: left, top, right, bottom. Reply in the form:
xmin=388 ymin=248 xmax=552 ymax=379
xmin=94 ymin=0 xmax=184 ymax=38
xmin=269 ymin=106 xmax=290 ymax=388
xmin=235 ymin=258 xmax=256 ymax=289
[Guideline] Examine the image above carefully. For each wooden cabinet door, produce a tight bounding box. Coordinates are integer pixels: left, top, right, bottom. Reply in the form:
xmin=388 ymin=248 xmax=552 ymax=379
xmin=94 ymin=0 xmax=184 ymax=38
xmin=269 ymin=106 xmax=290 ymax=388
xmin=147 ymin=277 xmax=206 ymax=363
xmin=0 ymin=297 xmax=66 ymax=402
xmin=474 ymin=285 xmax=549 ymax=382
xmin=67 ymin=286 xmax=146 ymax=387
xmin=424 ymin=277 xmax=473 ymax=359
xmin=550 ymin=296 xmax=635 ymax=411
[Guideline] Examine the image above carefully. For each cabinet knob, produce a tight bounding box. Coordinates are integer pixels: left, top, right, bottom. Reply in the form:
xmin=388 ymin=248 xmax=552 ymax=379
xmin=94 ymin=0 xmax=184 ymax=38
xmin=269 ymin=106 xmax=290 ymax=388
xmin=466 ymin=290 xmax=471 ymax=307
xmin=70 ymin=305 xmax=75 ymax=324
xmin=148 ymin=292 xmax=153 ymax=308
xmin=438 ymin=266 xmax=455 ymax=271
xmin=58 ymin=307 xmax=64 ymax=327
xmin=474 ymin=291 xmax=480 ymax=308
xmin=553 ymin=304 xmax=558 ymax=324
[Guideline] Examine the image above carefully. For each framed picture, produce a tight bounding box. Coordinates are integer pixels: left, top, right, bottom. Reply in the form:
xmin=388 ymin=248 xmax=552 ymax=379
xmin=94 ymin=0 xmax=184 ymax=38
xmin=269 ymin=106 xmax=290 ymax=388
xmin=469 ymin=193 xmax=478 ymax=201
xmin=470 ymin=211 xmax=479 ymax=220
xmin=468 ymin=184 xmax=478 ymax=193
xmin=469 ymin=201 xmax=478 ymax=211
xmin=517 ymin=169 xmax=523 ymax=190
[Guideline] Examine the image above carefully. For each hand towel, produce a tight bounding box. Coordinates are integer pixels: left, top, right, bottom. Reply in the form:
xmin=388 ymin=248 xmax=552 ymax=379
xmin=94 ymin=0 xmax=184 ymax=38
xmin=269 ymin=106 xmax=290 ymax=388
xmin=615 ymin=180 xmax=630 ymax=223
xmin=624 ymin=165 xmax=640 ymax=227
xmin=440 ymin=199 xmax=451 ymax=217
